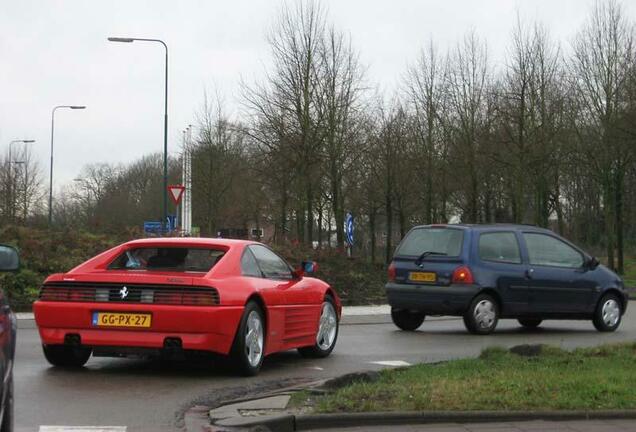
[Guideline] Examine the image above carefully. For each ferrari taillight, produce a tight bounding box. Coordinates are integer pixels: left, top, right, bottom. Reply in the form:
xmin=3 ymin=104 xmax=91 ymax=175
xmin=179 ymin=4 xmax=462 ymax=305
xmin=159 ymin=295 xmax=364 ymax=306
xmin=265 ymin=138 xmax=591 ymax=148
xmin=69 ymin=290 xmax=84 ymax=302
xmin=183 ymin=293 xmax=215 ymax=306
xmin=154 ymin=292 xmax=182 ymax=305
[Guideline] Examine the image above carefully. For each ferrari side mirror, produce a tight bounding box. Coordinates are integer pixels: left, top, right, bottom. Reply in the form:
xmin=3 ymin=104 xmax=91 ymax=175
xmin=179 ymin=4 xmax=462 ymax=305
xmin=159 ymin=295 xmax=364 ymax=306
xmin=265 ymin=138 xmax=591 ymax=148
xmin=302 ymin=261 xmax=318 ymax=274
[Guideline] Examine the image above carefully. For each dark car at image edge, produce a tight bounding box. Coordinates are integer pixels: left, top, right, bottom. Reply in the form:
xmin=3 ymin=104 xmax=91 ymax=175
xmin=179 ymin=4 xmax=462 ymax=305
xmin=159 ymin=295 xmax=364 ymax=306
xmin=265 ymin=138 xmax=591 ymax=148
xmin=0 ymin=245 xmax=19 ymax=432
xmin=386 ymin=224 xmax=629 ymax=335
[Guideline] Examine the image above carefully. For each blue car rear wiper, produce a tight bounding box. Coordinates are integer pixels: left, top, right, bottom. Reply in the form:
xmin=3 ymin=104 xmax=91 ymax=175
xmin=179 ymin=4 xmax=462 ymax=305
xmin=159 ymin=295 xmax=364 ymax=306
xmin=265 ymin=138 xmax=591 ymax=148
xmin=415 ymin=251 xmax=447 ymax=265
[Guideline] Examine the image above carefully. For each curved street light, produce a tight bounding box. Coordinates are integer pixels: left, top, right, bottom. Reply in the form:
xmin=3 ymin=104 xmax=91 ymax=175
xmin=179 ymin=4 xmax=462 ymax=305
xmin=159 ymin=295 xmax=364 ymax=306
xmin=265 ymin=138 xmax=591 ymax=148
xmin=49 ymin=105 xmax=86 ymax=225
xmin=108 ymin=36 xmax=169 ymax=229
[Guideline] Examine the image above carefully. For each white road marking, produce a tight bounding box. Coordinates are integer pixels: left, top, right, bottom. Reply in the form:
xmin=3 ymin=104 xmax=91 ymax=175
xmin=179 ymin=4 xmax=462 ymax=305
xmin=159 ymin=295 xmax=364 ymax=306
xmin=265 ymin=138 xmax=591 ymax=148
xmin=307 ymin=366 xmax=324 ymax=370
xmin=39 ymin=427 xmax=126 ymax=432
xmin=370 ymin=360 xmax=411 ymax=367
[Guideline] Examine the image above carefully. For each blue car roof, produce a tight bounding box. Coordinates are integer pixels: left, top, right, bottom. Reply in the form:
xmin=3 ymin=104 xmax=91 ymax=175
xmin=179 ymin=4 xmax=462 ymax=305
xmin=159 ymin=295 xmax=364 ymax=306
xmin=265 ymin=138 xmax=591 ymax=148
xmin=412 ymin=224 xmax=554 ymax=234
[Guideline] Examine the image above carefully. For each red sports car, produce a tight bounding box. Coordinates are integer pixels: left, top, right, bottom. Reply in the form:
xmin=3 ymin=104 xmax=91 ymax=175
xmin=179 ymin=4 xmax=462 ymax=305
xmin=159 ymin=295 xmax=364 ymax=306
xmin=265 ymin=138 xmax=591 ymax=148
xmin=33 ymin=238 xmax=341 ymax=375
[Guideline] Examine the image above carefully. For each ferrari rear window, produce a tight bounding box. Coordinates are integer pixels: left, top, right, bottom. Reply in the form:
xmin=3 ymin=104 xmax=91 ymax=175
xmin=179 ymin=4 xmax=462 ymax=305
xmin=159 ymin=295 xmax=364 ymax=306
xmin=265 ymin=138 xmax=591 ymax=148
xmin=109 ymin=247 xmax=225 ymax=272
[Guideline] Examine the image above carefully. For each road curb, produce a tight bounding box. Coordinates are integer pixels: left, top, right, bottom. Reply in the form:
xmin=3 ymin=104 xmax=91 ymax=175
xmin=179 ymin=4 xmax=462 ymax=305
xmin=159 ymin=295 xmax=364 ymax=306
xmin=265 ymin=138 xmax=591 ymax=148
xmin=211 ymin=409 xmax=636 ymax=431
xmin=296 ymin=410 xmax=636 ymax=429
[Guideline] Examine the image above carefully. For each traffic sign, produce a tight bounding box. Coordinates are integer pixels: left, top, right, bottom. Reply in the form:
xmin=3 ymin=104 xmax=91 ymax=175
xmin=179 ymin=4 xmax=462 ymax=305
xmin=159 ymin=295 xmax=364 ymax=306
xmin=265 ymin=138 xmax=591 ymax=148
xmin=143 ymin=221 xmax=163 ymax=234
xmin=345 ymin=213 xmax=354 ymax=246
xmin=168 ymin=185 xmax=185 ymax=205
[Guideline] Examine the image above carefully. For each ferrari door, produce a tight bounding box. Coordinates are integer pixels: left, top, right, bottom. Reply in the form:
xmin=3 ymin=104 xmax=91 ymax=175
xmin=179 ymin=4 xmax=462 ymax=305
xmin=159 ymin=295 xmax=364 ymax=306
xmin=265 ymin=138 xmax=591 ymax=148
xmin=248 ymin=245 xmax=319 ymax=347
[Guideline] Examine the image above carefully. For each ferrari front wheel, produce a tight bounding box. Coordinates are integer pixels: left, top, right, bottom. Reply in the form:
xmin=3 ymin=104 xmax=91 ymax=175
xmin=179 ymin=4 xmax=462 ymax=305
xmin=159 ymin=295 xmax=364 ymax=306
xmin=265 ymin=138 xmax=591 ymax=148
xmin=298 ymin=295 xmax=339 ymax=358
xmin=231 ymin=301 xmax=265 ymax=376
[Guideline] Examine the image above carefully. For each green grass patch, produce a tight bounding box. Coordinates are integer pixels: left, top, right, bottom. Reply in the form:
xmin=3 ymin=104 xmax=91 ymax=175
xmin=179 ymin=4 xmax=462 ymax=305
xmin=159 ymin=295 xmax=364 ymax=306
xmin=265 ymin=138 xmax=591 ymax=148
xmin=623 ymin=256 xmax=636 ymax=290
xmin=314 ymin=343 xmax=636 ymax=413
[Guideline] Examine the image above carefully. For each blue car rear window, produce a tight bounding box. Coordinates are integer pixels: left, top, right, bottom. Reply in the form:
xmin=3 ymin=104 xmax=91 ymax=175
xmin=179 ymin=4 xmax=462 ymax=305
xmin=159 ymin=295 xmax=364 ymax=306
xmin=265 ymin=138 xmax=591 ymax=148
xmin=396 ymin=228 xmax=463 ymax=257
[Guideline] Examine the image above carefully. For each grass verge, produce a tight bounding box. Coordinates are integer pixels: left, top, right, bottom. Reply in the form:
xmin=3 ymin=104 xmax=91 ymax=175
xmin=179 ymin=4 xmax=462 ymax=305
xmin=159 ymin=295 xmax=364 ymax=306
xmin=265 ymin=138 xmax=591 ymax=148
xmin=302 ymin=343 xmax=636 ymax=413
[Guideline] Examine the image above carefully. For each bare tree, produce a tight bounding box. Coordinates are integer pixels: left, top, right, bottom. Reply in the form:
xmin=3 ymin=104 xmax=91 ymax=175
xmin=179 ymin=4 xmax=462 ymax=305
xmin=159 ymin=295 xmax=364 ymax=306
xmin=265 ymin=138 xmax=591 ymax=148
xmin=444 ymin=30 xmax=490 ymax=223
xmin=571 ymin=0 xmax=634 ymax=272
xmin=496 ymin=18 xmax=563 ymax=225
xmin=406 ymin=40 xmax=446 ymax=224
xmin=318 ymin=26 xmax=365 ymax=248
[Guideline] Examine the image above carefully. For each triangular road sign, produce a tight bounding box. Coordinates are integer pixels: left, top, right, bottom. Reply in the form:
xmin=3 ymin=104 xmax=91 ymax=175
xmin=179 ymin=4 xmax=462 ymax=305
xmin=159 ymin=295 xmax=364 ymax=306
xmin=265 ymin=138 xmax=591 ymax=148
xmin=168 ymin=185 xmax=185 ymax=205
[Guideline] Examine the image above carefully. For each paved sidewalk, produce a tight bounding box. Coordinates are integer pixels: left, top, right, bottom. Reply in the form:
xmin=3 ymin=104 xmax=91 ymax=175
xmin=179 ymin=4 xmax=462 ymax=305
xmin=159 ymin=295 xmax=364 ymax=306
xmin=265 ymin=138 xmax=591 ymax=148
xmin=306 ymin=419 xmax=636 ymax=431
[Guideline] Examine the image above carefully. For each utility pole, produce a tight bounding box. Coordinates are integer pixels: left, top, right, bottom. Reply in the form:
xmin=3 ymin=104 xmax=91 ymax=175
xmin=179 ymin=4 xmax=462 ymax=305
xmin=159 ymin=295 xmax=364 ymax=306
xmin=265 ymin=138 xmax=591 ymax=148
xmin=108 ymin=36 xmax=169 ymax=229
xmin=49 ymin=106 xmax=85 ymax=225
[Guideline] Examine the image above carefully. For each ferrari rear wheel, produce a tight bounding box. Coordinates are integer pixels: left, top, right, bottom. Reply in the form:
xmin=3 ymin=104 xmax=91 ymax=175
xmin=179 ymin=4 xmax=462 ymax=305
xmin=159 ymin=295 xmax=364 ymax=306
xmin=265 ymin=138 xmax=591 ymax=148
xmin=298 ymin=295 xmax=339 ymax=358
xmin=231 ymin=301 xmax=265 ymax=376
xmin=42 ymin=344 xmax=92 ymax=368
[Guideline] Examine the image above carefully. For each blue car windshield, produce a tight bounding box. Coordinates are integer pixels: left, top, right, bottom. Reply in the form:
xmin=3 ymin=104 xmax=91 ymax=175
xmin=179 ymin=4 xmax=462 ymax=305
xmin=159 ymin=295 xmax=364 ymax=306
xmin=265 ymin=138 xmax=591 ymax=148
xmin=396 ymin=228 xmax=463 ymax=257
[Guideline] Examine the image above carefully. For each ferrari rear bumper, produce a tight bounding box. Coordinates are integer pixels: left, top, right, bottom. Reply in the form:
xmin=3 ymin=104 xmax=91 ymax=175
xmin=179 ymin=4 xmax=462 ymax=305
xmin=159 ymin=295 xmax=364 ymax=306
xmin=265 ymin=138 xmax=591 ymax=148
xmin=33 ymin=301 xmax=244 ymax=355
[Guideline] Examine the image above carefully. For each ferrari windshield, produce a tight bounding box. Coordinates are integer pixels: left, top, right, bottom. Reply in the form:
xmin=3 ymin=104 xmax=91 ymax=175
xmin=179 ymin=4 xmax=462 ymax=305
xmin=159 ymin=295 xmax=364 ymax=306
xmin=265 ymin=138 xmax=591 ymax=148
xmin=109 ymin=247 xmax=225 ymax=272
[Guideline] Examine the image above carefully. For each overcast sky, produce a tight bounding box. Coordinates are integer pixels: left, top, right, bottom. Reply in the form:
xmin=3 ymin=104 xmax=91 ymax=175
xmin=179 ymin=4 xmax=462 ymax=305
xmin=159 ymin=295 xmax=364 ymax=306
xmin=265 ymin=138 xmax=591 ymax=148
xmin=1 ymin=0 xmax=633 ymax=192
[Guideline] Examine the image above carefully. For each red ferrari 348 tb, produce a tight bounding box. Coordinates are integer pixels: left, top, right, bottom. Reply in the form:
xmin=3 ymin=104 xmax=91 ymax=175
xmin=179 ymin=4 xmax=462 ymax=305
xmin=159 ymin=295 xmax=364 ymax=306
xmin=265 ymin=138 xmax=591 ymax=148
xmin=33 ymin=238 xmax=341 ymax=375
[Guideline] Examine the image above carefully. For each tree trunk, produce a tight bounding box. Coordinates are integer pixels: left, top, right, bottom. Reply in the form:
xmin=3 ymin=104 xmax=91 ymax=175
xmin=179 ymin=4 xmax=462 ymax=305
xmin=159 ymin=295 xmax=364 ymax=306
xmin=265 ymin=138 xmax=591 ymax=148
xmin=615 ymin=169 xmax=624 ymax=274
xmin=554 ymin=181 xmax=565 ymax=235
xmin=331 ymin=164 xmax=344 ymax=248
xmin=278 ymin=188 xmax=288 ymax=243
xmin=385 ymin=194 xmax=393 ymax=264
xmin=306 ymin=182 xmax=314 ymax=245
xmin=369 ymin=207 xmax=377 ymax=264
xmin=398 ymin=204 xmax=406 ymax=239
xmin=317 ymin=204 xmax=323 ymax=248
xmin=604 ymin=180 xmax=615 ymax=271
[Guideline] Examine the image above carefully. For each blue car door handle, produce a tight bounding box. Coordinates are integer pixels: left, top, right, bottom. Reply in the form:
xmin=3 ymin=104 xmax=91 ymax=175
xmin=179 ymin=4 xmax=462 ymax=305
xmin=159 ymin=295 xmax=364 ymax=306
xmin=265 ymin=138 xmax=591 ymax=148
xmin=525 ymin=269 xmax=534 ymax=279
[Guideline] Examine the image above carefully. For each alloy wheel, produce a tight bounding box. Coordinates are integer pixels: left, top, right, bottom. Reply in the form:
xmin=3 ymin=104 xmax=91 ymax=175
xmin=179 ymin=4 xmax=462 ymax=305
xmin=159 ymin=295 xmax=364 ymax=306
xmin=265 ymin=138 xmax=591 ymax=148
xmin=245 ymin=310 xmax=264 ymax=367
xmin=316 ymin=302 xmax=338 ymax=350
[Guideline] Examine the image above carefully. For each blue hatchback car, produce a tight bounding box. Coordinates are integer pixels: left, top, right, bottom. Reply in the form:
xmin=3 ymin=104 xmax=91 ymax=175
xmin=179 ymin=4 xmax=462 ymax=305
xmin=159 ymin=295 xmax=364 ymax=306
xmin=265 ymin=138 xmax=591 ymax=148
xmin=386 ymin=224 xmax=629 ymax=335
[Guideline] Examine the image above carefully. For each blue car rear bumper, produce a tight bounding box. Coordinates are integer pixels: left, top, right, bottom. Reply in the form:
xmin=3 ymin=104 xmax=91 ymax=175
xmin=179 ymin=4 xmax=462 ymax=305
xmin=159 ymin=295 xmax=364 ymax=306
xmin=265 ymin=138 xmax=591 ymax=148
xmin=385 ymin=282 xmax=480 ymax=315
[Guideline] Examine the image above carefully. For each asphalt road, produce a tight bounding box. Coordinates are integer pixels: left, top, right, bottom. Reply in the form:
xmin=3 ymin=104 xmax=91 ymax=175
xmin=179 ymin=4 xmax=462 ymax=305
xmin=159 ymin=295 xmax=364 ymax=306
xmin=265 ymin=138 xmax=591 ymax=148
xmin=15 ymin=303 xmax=636 ymax=432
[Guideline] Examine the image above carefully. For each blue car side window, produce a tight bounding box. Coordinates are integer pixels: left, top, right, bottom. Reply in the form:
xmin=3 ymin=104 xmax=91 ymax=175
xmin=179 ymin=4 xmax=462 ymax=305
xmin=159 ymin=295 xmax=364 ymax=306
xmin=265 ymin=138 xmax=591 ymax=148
xmin=523 ymin=233 xmax=584 ymax=268
xmin=479 ymin=232 xmax=522 ymax=264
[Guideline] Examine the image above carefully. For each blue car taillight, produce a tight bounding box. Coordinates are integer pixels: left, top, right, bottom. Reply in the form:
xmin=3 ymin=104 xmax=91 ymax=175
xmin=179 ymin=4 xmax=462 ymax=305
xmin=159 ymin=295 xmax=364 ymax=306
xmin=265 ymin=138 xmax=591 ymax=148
xmin=388 ymin=262 xmax=396 ymax=282
xmin=451 ymin=266 xmax=474 ymax=284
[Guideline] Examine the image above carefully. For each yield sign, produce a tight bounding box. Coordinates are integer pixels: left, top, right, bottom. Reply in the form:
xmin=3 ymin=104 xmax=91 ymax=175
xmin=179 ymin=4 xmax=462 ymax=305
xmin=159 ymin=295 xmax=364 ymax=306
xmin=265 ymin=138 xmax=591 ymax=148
xmin=168 ymin=185 xmax=185 ymax=205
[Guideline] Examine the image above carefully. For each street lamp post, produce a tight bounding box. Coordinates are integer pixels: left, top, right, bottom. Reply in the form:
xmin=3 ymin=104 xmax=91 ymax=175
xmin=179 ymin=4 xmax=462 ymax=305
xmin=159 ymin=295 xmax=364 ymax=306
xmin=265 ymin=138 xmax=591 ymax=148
xmin=108 ymin=36 xmax=169 ymax=229
xmin=49 ymin=105 xmax=86 ymax=225
xmin=8 ymin=139 xmax=35 ymax=221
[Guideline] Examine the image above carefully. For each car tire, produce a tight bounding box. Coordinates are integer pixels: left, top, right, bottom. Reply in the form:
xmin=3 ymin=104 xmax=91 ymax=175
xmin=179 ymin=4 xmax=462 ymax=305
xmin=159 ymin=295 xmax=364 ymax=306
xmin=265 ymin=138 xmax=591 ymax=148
xmin=42 ymin=344 xmax=92 ymax=368
xmin=463 ymin=294 xmax=499 ymax=335
xmin=0 ymin=376 xmax=13 ymax=432
xmin=299 ymin=295 xmax=339 ymax=358
xmin=390 ymin=308 xmax=425 ymax=331
xmin=518 ymin=318 xmax=542 ymax=328
xmin=231 ymin=301 xmax=266 ymax=376
xmin=593 ymin=293 xmax=622 ymax=332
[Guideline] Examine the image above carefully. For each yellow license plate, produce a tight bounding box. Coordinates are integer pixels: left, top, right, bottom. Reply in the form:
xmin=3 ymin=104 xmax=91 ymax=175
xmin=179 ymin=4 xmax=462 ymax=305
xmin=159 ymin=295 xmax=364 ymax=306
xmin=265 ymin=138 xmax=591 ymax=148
xmin=409 ymin=272 xmax=436 ymax=283
xmin=93 ymin=312 xmax=152 ymax=328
